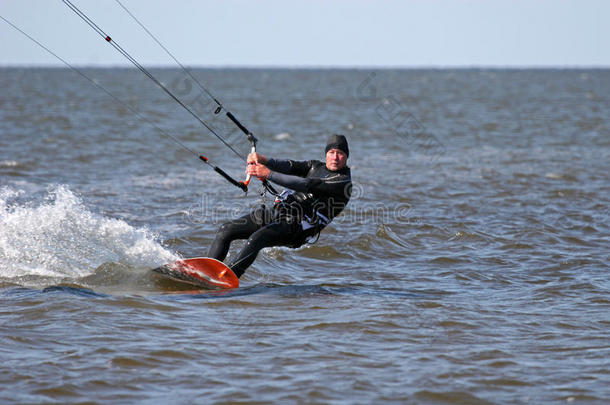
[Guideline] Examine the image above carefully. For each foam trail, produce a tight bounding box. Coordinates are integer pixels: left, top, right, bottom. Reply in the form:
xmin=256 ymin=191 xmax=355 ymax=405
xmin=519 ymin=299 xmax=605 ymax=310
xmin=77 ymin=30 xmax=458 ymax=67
xmin=0 ymin=185 xmax=179 ymax=279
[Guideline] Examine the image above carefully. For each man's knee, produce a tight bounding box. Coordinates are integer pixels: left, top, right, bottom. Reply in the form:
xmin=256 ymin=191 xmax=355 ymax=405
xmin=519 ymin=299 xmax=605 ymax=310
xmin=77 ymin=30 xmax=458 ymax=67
xmin=244 ymin=232 xmax=266 ymax=250
xmin=216 ymin=221 xmax=237 ymax=239
xmin=246 ymin=225 xmax=284 ymax=252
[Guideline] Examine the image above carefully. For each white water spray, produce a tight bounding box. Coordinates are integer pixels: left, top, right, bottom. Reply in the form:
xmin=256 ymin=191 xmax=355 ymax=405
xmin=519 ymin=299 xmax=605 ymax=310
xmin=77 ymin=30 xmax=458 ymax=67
xmin=0 ymin=185 xmax=178 ymax=279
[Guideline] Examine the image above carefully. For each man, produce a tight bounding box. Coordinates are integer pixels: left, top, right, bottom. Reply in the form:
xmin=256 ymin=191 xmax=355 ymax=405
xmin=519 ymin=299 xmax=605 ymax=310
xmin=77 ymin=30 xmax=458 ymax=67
xmin=207 ymin=134 xmax=352 ymax=278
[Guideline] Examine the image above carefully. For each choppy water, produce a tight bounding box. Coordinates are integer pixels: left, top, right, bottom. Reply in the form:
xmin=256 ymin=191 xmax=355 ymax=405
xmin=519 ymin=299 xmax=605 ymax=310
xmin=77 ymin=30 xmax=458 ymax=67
xmin=1 ymin=67 xmax=609 ymax=404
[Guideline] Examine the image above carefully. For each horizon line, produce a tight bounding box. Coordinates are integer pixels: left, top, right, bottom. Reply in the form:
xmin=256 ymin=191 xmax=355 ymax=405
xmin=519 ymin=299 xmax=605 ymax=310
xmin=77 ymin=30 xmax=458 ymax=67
xmin=2 ymin=63 xmax=610 ymax=70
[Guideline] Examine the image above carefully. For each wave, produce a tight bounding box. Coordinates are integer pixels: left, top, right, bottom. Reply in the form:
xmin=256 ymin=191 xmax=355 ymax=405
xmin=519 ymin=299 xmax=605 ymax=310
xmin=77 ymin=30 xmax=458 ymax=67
xmin=0 ymin=185 xmax=178 ymax=283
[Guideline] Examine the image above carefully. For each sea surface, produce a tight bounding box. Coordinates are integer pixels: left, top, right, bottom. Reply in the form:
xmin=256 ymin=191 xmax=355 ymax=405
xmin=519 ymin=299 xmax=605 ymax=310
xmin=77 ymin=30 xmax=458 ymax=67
xmin=1 ymin=67 xmax=609 ymax=404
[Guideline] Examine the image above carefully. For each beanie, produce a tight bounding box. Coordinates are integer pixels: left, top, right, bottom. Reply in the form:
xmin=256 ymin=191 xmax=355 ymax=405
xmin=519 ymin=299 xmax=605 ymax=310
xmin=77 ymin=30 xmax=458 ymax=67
xmin=325 ymin=134 xmax=349 ymax=158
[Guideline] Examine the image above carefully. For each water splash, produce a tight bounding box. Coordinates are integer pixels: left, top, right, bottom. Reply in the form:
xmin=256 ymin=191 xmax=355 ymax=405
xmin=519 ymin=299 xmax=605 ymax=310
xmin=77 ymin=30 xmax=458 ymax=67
xmin=0 ymin=185 xmax=178 ymax=280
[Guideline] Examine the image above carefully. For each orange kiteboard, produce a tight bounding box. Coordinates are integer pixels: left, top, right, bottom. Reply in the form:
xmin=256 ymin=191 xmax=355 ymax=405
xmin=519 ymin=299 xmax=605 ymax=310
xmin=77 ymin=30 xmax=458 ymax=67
xmin=152 ymin=257 xmax=239 ymax=290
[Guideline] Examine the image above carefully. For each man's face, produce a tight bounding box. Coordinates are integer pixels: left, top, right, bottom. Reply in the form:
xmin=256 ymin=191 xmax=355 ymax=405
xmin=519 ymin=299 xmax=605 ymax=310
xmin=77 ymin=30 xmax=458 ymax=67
xmin=325 ymin=148 xmax=348 ymax=171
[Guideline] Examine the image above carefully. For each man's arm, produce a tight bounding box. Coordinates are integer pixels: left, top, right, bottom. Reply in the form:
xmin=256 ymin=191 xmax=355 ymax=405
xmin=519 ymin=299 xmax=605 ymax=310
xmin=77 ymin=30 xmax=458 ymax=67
xmin=248 ymin=153 xmax=342 ymax=193
xmin=245 ymin=160 xmax=310 ymax=191
xmin=267 ymin=171 xmax=309 ymax=192
xmin=247 ymin=164 xmax=351 ymax=197
xmin=265 ymin=159 xmax=292 ymax=175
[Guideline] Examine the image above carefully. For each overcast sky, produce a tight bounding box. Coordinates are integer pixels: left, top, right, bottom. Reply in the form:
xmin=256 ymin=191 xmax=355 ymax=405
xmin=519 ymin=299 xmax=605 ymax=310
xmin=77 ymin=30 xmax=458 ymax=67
xmin=1 ymin=0 xmax=607 ymax=67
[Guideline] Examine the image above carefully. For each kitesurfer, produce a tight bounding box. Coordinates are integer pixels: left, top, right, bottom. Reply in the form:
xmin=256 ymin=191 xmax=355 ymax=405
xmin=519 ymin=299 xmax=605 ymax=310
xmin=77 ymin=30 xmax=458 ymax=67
xmin=208 ymin=134 xmax=352 ymax=278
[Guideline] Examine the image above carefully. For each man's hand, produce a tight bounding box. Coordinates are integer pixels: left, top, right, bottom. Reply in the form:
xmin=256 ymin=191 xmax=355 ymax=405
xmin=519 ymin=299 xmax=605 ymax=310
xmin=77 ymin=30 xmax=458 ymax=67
xmin=247 ymin=152 xmax=267 ymax=165
xmin=246 ymin=163 xmax=271 ymax=180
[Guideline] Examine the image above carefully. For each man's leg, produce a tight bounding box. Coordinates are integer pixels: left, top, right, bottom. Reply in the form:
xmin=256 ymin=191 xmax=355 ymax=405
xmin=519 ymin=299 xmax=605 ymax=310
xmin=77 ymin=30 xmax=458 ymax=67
xmin=207 ymin=207 xmax=269 ymax=262
xmin=228 ymin=221 xmax=298 ymax=278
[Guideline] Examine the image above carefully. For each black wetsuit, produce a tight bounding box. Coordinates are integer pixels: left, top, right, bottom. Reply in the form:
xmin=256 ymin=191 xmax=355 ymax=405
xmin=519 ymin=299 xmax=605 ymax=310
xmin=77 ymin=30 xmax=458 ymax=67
xmin=207 ymin=159 xmax=352 ymax=277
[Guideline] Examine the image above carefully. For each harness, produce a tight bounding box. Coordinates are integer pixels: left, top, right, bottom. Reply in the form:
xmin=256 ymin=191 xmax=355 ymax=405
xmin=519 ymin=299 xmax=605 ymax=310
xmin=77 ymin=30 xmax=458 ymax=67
xmin=273 ymin=190 xmax=329 ymax=244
